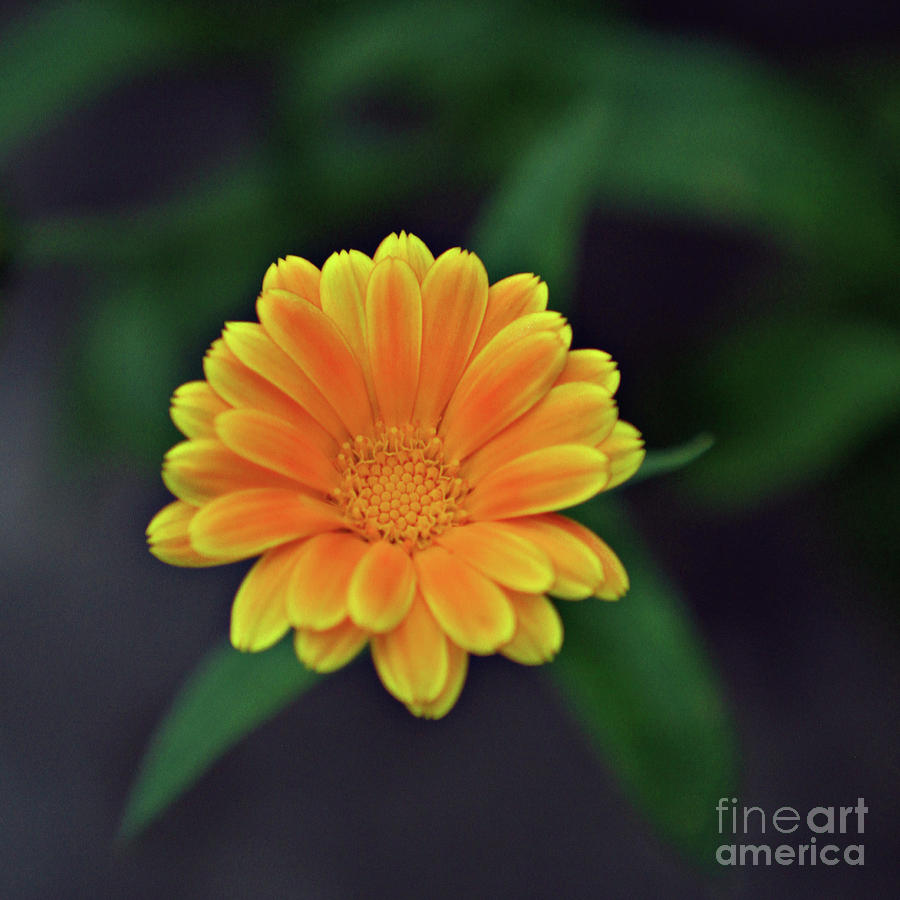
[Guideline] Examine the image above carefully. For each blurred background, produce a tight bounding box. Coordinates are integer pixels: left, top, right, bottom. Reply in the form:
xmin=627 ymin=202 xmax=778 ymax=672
xmin=1 ymin=0 xmax=898 ymax=897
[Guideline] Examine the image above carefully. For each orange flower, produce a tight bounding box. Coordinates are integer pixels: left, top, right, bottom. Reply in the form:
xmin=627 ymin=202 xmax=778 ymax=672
xmin=147 ymin=233 xmax=644 ymax=717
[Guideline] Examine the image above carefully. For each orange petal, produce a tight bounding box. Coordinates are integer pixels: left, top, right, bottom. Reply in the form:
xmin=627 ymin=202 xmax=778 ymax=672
xmin=408 ymin=641 xmax=468 ymax=719
xmin=412 ymin=248 xmax=488 ymax=425
xmin=543 ymin=515 xmax=629 ymax=600
xmin=598 ymin=419 xmax=645 ymax=489
xmin=555 ymin=348 xmax=620 ymax=395
xmin=347 ymin=540 xmax=416 ymax=632
xmin=285 ymin=532 xmax=369 ymax=630
xmin=319 ymin=250 xmax=376 ymax=399
xmin=261 ymin=255 xmax=321 ymax=306
xmin=257 ymin=289 xmax=373 ymax=437
xmin=464 ymin=309 xmax=567 ymax=365
xmin=471 ymin=273 xmax=548 ymax=358
xmin=500 ymin=593 xmax=563 ymax=665
xmin=440 ymin=330 xmax=569 ymax=462
xmin=170 ymin=381 xmax=229 ymax=440
xmin=373 ymin=231 xmax=435 ymax=282
xmin=466 ymin=445 xmax=609 ymax=520
xmin=162 ymin=438 xmax=300 ymax=506
xmin=365 ymin=257 xmax=422 ymax=425
xmin=413 ymin=545 xmax=515 ymax=654
xmin=497 ymin=514 xmax=603 ymax=599
xmin=293 ymin=619 xmax=369 ymax=673
xmin=230 ymin=542 xmax=305 ymax=651
xmin=462 ymin=382 xmax=617 ymax=484
xmin=204 ymin=338 xmax=325 ymax=438
xmin=222 ymin=321 xmax=347 ymax=441
xmin=215 ymin=408 xmax=339 ymax=495
xmin=435 ymin=521 xmax=554 ymax=593
xmin=189 ymin=488 xmax=345 ymax=559
xmin=146 ymin=500 xmax=228 ymax=567
xmin=371 ymin=593 xmax=450 ymax=706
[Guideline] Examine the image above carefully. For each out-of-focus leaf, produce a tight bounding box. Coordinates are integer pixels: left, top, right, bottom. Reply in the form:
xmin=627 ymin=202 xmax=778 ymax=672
xmin=552 ymin=497 xmax=738 ymax=862
xmin=65 ymin=285 xmax=182 ymax=463
xmin=683 ymin=316 xmax=900 ymax=508
xmin=20 ymin=156 xmax=285 ymax=271
xmin=0 ymin=1 xmax=190 ymax=163
xmin=119 ymin=638 xmax=319 ymax=841
xmin=585 ymin=35 xmax=899 ymax=287
xmin=306 ymin=5 xmax=900 ymax=291
xmin=628 ymin=433 xmax=715 ymax=486
xmin=35 ymin=157 xmax=290 ymax=461
xmin=276 ymin=2 xmax=611 ymax=223
xmin=470 ymin=100 xmax=610 ymax=306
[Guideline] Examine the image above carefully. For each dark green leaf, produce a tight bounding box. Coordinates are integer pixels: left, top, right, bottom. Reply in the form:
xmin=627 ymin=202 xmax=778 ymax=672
xmin=464 ymin=22 xmax=899 ymax=292
xmin=470 ymin=100 xmax=610 ymax=306
xmin=0 ymin=2 xmax=189 ymax=163
xmin=683 ymin=317 xmax=900 ymax=508
xmin=551 ymin=497 xmax=738 ymax=862
xmin=119 ymin=638 xmax=319 ymax=841
xmin=628 ymin=433 xmax=715 ymax=486
xmin=33 ymin=156 xmax=289 ymax=462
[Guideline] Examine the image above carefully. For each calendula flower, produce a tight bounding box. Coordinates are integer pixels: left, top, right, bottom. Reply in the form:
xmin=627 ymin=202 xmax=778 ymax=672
xmin=147 ymin=232 xmax=643 ymax=717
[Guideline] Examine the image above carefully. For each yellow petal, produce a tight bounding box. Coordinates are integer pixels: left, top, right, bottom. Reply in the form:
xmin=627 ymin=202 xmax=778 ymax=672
xmin=146 ymin=500 xmax=227 ymax=567
xmin=230 ymin=542 xmax=305 ymax=651
xmin=412 ymin=248 xmax=488 ymax=425
xmin=544 ymin=515 xmax=629 ymax=600
xmin=413 ymin=546 xmax=515 ymax=654
xmin=497 ymin=514 xmax=603 ymax=599
xmin=408 ymin=641 xmax=468 ymax=719
xmin=464 ymin=309 xmax=567 ymax=364
xmin=189 ymin=488 xmax=345 ymax=559
xmin=470 ymin=273 xmax=548 ymax=358
xmin=347 ymin=540 xmax=417 ymax=632
xmin=435 ymin=521 xmax=554 ymax=593
xmin=285 ymin=531 xmax=369 ymax=630
xmin=261 ymin=255 xmax=321 ymax=306
xmin=597 ymin=419 xmax=645 ymax=489
xmin=555 ymin=348 xmax=620 ymax=395
xmin=371 ymin=593 xmax=450 ymax=706
xmin=440 ymin=330 xmax=569 ymax=462
xmin=162 ymin=438 xmax=300 ymax=507
xmin=215 ymin=408 xmax=339 ymax=494
xmin=294 ymin=619 xmax=369 ymax=673
xmin=499 ymin=593 xmax=563 ymax=665
xmin=222 ymin=321 xmax=347 ymax=441
xmin=466 ymin=445 xmax=609 ymax=521
xmin=257 ymin=289 xmax=373 ymax=437
xmin=319 ymin=249 xmax=376 ymax=399
xmin=462 ymin=382 xmax=617 ymax=484
xmin=204 ymin=337 xmax=320 ymax=432
xmin=365 ymin=257 xmax=422 ymax=425
xmin=170 ymin=381 xmax=229 ymax=440
xmin=373 ymin=231 xmax=435 ymax=282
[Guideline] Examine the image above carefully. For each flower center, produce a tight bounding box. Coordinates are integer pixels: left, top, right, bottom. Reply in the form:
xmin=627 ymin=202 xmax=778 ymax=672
xmin=332 ymin=421 xmax=469 ymax=550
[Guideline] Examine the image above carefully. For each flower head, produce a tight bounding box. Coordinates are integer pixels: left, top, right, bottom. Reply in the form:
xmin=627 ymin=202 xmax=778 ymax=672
xmin=147 ymin=233 xmax=644 ymax=717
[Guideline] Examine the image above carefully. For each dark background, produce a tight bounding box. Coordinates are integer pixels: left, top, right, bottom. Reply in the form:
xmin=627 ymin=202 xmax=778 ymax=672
xmin=1 ymin=1 xmax=898 ymax=897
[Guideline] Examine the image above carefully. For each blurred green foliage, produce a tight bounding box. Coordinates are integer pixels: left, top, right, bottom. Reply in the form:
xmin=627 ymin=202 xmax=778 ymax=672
xmin=4 ymin=0 xmax=897 ymax=864
xmin=558 ymin=497 xmax=737 ymax=863
xmin=119 ymin=637 xmax=319 ymax=841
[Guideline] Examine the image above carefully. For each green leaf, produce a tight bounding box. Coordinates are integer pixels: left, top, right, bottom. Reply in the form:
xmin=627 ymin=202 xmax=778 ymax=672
xmin=551 ymin=497 xmax=738 ymax=862
xmin=31 ymin=155 xmax=289 ymax=462
xmin=467 ymin=22 xmax=899 ymax=292
xmin=584 ymin=34 xmax=899 ymax=287
xmin=119 ymin=638 xmax=319 ymax=841
xmin=470 ymin=99 xmax=610 ymax=307
xmin=683 ymin=316 xmax=900 ymax=508
xmin=0 ymin=1 xmax=189 ymax=163
xmin=628 ymin=433 xmax=715 ymax=486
